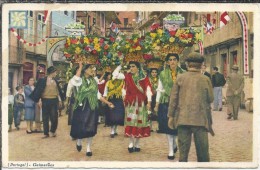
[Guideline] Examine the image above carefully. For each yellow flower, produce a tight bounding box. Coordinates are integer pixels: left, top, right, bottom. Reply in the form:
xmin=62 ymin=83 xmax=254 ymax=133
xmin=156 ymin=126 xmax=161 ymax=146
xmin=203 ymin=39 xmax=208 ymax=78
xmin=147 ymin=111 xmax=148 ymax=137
xmin=133 ymin=38 xmax=138 ymax=43
xmin=169 ymin=37 xmax=175 ymax=43
xmin=75 ymin=47 xmax=82 ymax=54
xmin=97 ymin=48 xmax=101 ymax=52
xmin=136 ymin=46 xmax=141 ymax=50
xmin=94 ymin=37 xmax=99 ymax=44
xmin=156 ymin=39 xmax=160 ymax=43
xmin=66 ymin=38 xmax=71 ymax=45
xmin=195 ymin=33 xmax=201 ymax=41
xmin=113 ymin=43 xmax=118 ymax=48
xmin=152 ymin=43 xmax=157 ymax=47
xmin=150 ymin=33 xmax=156 ymax=39
xmin=94 ymin=44 xmax=100 ymax=50
xmin=176 ymin=29 xmax=184 ymax=37
xmin=125 ymin=44 xmax=130 ymax=48
xmin=129 ymin=49 xmax=133 ymax=53
xmin=84 ymin=37 xmax=89 ymax=44
xmin=157 ymin=29 xmax=163 ymax=35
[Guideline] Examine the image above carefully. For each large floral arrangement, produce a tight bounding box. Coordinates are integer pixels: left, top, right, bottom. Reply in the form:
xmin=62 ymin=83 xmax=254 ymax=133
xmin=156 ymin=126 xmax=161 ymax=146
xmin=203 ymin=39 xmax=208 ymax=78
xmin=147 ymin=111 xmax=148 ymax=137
xmin=144 ymin=26 xmax=202 ymax=58
xmin=63 ymin=35 xmax=117 ymax=65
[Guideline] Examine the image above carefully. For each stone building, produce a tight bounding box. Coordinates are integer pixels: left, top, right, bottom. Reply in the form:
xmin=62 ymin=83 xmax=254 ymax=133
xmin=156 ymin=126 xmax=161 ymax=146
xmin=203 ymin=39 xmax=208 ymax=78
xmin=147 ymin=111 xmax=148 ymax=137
xmin=9 ymin=10 xmax=51 ymax=93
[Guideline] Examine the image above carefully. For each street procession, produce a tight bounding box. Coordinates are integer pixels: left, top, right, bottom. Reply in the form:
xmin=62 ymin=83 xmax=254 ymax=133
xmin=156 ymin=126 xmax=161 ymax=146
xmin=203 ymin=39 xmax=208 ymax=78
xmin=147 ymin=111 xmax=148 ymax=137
xmin=4 ymin=4 xmax=255 ymax=168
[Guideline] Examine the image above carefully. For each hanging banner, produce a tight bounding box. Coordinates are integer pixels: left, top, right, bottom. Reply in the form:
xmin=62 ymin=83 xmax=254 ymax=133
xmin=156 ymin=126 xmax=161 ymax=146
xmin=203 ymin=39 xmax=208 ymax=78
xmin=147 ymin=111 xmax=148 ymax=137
xmin=9 ymin=11 xmax=28 ymax=29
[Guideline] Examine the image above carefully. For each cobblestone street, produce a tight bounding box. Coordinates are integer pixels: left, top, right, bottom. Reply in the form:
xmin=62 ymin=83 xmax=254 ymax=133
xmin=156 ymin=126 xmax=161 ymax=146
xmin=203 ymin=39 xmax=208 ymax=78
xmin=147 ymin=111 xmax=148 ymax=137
xmin=8 ymin=106 xmax=253 ymax=163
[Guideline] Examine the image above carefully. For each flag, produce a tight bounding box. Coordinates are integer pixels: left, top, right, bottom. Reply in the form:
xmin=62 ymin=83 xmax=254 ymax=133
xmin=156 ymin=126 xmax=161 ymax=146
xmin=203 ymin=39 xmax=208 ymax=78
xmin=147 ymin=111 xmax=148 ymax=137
xmin=9 ymin=11 xmax=28 ymax=29
xmin=198 ymin=41 xmax=204 ymax=55
xmin=44 ymin=10 xmax=51 ymax=25
xmin=203 ymin=14 xmax=214 ymax=35
xmin=220 ymin=11 xmax=231 ymax=28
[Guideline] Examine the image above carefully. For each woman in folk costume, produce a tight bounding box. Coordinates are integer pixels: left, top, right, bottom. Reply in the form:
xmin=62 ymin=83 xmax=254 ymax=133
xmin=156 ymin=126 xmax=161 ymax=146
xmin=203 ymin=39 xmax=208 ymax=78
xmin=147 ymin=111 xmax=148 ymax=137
xmin=154 ymin=53 xmax=185 ymax=160
xmin=148 ymin=67 xmax=160 ymax=132
xmin=70 ymin=62 xmax=114 ymax=157
xmin=113 ymin=61 xmax=152 ymax=153
xmin=103 ymin=74 xmax=125 ymax=138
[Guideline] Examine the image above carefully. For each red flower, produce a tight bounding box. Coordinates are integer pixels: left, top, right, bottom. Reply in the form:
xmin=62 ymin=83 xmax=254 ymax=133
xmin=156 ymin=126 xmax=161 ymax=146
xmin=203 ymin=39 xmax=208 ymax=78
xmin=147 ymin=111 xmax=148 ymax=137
xmin=71 ymin=39 xmax=78 ymax=44
xmin=127 ymin=117 xmax=132 ymax=122
xmin=85 ymin=46 xmax=90 ymax=51
xmin=143 ymin=54 xmax=153 ymax=60
xmin=169 ymin=31 xmax=176 ymax=37
xmin=110 ymin=37 xmax=115 ymax=42
xmin=104 ymin=44 xmax=109 ymax=50
xmin=92 ymin=50 xmax=97 ymax=55
xmin=118 ymin=52 xmax=122 ymax=56
xmin=104 ymin=51 xmax=108 ymax=55
xmin=64 ymin=43 xmax=69 ymax=48
xmin=80 ymin=38 xmax=84 ymax=44
xmin=100 ymin=38 xmax=104 ymax=43
xmin=188 ymin=33 xmax=193 ymax=38
xmin=64 ymin=54 xmax=71 ymax=58
xmin=89 ymin=38 xmax=93 ymax=43
xmin=150 ymin=23 xmax=160 ymax=31
xmin=138 ymin=120 xmax=142 ymax=123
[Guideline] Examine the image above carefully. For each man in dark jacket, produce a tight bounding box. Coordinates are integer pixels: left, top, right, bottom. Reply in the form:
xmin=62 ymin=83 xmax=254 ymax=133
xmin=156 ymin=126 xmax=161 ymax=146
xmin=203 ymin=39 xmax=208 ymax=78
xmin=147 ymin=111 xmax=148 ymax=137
xmin=201 ymin=64 xmax=211 ymax=80
xmin=211 ymin=67 xmax=226 ymax=111
xmin=30 ymin=66 xmax=64 ymax=138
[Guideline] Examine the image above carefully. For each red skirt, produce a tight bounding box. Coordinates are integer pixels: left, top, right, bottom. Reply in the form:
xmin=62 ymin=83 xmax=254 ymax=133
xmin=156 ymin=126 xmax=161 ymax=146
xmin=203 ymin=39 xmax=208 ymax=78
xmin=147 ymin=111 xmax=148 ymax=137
xmin=125 ymin=126 xmax=150 ymax=138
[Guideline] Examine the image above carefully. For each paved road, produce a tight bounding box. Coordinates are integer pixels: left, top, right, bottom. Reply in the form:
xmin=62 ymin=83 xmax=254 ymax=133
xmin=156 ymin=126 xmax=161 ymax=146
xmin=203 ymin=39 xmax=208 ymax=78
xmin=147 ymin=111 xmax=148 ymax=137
xmin=8 ymin=106 xmax=253 ymax=163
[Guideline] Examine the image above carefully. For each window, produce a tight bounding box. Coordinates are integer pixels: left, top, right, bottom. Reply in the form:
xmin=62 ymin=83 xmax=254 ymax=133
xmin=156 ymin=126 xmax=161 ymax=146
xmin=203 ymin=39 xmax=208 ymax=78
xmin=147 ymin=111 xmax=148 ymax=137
xmin=29 ymin=11 xmax=33 ymax=17
xmin=93 ymin=18 xmax=96 ymax=24
xmin=64 ymin=11 xmax=68 ymax=16
xmin=195 ymin=14 xmax=198 ymax=20
xmin=124 ymin=18 xmax=128 ymax=27
xmin=38 ymin=23 xmax=42 ymax=38
xmin=71 ymin=11 xmax=75 ymax=19
xmin=38 ymin=14 xmax=42 ymax=21
xmin=88 ymin=16 xmax=90 ymax=29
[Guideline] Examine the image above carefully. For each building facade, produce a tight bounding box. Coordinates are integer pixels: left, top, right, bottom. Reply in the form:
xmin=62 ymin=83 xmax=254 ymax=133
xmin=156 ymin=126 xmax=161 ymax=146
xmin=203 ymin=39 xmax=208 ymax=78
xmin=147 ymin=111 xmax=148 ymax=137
xmin=9 ymin=10 xmax=51 ymax=93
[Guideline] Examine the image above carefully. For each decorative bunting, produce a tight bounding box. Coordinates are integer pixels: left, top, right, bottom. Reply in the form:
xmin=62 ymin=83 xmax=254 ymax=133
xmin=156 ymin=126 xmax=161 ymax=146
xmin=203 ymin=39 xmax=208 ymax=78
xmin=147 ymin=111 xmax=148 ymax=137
xmin=10 ymin=28 xmax=48 ymax=47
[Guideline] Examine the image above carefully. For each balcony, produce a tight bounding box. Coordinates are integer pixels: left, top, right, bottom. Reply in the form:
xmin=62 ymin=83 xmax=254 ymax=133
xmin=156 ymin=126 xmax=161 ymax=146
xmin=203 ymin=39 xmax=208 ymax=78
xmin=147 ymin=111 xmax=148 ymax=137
xmin=9 ymin=45 xmax=23 ymax=65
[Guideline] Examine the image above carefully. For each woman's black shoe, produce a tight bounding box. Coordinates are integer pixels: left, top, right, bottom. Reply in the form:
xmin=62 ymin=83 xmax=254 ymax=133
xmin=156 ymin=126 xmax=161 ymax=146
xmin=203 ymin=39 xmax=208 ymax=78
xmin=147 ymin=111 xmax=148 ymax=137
xmin=26 ymin=130 xmax=32 ymax=134
xmin=168 ymin=155 xmax=175 ymax=160
xmin=128 ymin=147 xmax=134 ymax=153
xmin=76 ymin=145 xmax=82 ymax=152
xmin=110 ymin=134 xmax=115 ymax=138
xmin=134 ymin=148 xmax=141 ymax=152
xmin=86 ymin=152 xmax=92 ymax=157
xmin=174 ymin=147 xmax=178 ymax=153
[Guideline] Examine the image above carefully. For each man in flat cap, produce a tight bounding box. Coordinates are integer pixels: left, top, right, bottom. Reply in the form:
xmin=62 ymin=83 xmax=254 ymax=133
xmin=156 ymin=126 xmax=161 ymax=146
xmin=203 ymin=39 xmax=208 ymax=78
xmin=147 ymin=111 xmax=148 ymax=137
xmin=30 ymin=66 xmax=65 ymax=138
xmin=167 ymin=52 xmax=214 ymax=162
xmin=226 ymin=65 xmax=244 ymax=120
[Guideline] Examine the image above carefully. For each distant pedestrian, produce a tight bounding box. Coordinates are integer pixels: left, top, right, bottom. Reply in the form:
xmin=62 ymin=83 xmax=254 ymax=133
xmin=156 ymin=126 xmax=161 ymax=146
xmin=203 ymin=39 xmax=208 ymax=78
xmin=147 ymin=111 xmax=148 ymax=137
xmin=226 ymin=65 xmax=244 ymax=120
xmin=8 ymin=88 xmax=14 ymax=132
xmin=30 ymin=66 xmax=65 ymax=138
xmin=24 ymin=77 xmax=36 ymax=134
xmin=201 ymin=64 xmax=211 ymax=80
xmin=168 ymin=52 xmax=214 ymax=162
xmin=212 ymin=66 xmax=226 ymax=111
xmin=13 ymin=86 xmax=25 ymax=130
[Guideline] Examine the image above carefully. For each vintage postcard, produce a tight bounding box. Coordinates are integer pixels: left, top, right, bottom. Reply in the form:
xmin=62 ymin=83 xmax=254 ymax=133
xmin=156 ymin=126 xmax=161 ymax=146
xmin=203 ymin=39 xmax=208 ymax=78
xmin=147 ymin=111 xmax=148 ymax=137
xmin=1 ymin=3 xmax=259 ymax=169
